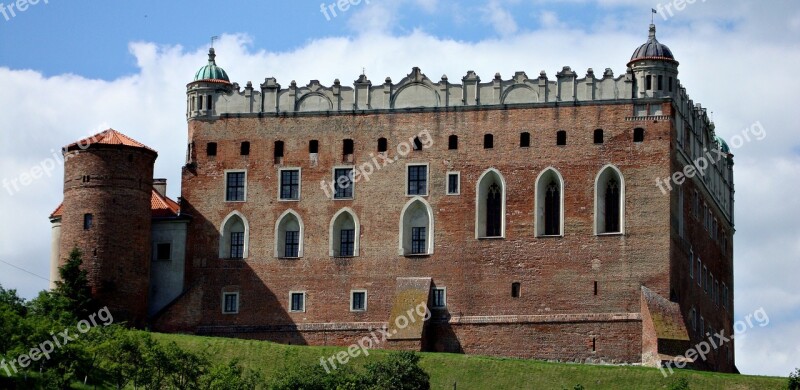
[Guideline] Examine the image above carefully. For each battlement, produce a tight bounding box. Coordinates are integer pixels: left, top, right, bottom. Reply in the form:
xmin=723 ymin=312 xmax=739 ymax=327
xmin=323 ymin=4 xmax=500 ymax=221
xmin=187 ymin=66 xmax=644 ymax=118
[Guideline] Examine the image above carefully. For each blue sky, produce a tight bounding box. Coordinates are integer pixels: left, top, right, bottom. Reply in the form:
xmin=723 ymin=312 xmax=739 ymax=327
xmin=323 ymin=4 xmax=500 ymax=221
xmin=1 ymin=0 xmax=799 ymax=378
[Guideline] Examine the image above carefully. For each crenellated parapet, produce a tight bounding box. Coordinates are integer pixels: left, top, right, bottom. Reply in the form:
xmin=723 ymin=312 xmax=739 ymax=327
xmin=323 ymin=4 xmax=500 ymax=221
xmin=187 ymin=66 xmax=638 ymax=119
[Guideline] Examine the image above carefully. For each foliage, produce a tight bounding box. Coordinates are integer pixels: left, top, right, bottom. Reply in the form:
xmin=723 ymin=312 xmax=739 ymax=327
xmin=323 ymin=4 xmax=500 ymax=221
xmin=362 ymin=351 xmax=430 ymax=390
xmin=669 ymin=377 xmax=690 ymax=390
xmin=53 ymin=247 xmax=97 ymax=318
xmin=789 ymin=368 xmax=800 ymax=390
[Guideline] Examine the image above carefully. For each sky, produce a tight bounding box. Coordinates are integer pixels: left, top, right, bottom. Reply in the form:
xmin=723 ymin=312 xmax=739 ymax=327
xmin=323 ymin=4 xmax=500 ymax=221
xmin=1 ymin=0 xmax=799 ymax=378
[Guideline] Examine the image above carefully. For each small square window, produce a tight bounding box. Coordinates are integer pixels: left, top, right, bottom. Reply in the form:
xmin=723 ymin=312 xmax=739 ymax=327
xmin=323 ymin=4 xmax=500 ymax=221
xmin=222 ymin=292 xmax=239 ymax=314
xmin=279 ymin=169 xmax=300 ymax=200
xmin=334 ymin=168 xmax=354 ymax=199
xmin=448 ymin=135 xmax=458 ymax=150
xmin=593 ymin=129 xmax=604 ymax=144
xmin=511 ymin=282 xmax=521 ymax=298
xmin=240 ymin=141 xmax=250 ymax=156
xmin=156 ymin=243 xmax=171 ymax=261
xmin=634 ymin=128 xmax=645 ymax=143
xmin=225 ymin=171 xmax=246 ymax=202
xmin=432 ymin=287 xmax=446 ymax=308
xmin=483 ymin=134 xmax=494 ymax=149
xmin=407 ymin=165 xmax=428 ymax=196
xmin=447 ymin=172 xmax=460 ymax=195
xmin=351 ymin=290 xmax=367 ymax=312
xmin=83 ymin=213 xmax=93 ymax=230
xmin=207 ymin=142 xmax=217 ymax=156
xmin=520 ymin=132 xmax=531 ymax=148
xmin=290 ymin=292 xmax=306 ymax=312
xmin=556 ymin=130 xmax=567 ymax=146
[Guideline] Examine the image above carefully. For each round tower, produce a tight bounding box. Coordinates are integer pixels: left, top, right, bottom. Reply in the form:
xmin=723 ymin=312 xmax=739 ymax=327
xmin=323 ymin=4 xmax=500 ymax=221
xmin=628 ymin=24 xmax=679 ymax=99
xmin=58 ymin=129 xmax=157 ymax=327
xmin=187 ymin=47 xmax=233 ymax=120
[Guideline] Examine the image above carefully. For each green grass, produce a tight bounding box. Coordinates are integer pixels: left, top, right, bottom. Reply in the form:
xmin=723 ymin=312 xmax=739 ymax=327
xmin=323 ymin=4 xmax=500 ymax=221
xmin=149 ymin=332 xmax=787 ymax=390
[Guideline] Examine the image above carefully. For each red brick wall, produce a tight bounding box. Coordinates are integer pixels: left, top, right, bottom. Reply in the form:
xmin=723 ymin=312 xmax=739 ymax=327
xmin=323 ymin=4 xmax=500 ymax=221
xmin=60 ymin=145 xmax=155 ymax=327
xmin=165 ymin=101 xmax=675 ymax=364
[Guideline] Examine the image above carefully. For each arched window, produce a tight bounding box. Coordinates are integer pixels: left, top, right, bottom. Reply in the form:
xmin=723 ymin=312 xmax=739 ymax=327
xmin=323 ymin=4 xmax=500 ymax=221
xmin=595 ymin=165 xmax=625 ymax=234
xmin=484 ymin=134 xmax=494 ymax=149
xmin=634 ymin=128 xmax=645 ymax=143
xmin=556 ymin=130 xmax=567 ymax=146
xmin=535 ymin=168 xmax=564 ymax=237
xmin=330 ymin=208 xmax=359 ymax=257
xmin=275 ymin=210 xmax=304 ymax=258
xmin=220 ymin=211 xmax=249 ymax=259
xmin=520 ymin=132 xmax=531 ymax=148
xmin=593 ymin=129 xmax=604 ymax=144
xmin=378 ymin=138 xmax=388 ymax=153
xmin=448 ymin=135 xmax=458 ymax=150
xmin=475 ymin=169 xmax=506 ymax=238
xmin=399 ymin=197 xmax=434 ymax=255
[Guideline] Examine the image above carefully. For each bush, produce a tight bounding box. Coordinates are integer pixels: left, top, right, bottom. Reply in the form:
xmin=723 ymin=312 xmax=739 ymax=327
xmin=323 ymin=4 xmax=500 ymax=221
xmin=789 ymin=368 xmax=800 ymax=390
xmin=669 ymin=376 xmax=691 ymax=390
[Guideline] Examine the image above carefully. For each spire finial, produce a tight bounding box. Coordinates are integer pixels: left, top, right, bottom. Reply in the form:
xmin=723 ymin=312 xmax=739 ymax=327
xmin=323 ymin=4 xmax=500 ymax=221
xmin=208 ymin=36 xmax=219 ymax=64
xmin=649 ymin=23 xmax=657 ymax=40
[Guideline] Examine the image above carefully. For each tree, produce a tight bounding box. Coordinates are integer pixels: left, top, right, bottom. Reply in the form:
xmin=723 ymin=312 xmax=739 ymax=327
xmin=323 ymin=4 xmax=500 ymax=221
xmin=789 ymin=368 xmax=800 ymax=390
xmin=362 ymin=351 xmax=430 ymax=390
xmin=53 ymin=247 xmax=96 ymax=318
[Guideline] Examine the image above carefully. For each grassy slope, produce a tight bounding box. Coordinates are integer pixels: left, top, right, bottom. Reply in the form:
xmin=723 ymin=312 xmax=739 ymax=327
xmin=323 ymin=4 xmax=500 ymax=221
xmin=148 ymin=332 xmax=785 ymax=390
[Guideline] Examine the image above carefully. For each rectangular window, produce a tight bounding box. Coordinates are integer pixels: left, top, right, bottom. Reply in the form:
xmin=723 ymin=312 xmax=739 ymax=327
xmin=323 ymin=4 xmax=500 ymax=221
xmin=351 ymin=290 xmax=367 ymax=312
xmin=334 ymin=168 xmax=354 ymax=199
xmin=447 ymin=172 xmax=460 ymax=195
xmin=226 ymin=171 xmax=246 ymax=202
xmin=689 ymin=250 xmax=694 ymax=279
xmin=703 ymin=266 xmax=708 ymax=292
xmin=723 ymin=284 xmax=729 ymax=310
xmin=657 ymin=75 xmax=663 ymax=91
xmin=699 ymin=317 xmax=704 ymax=336
xmin=512 ymin=282 xmax=521 ymax=298
xmin=407 ymin=165 xmax=428 ymax=196
xmin=697 ymin=259 xmax=702 ymax=286
xmin=290 ymin=292 xmax=305 ymax=312
xmin=280 ymin=169 xmax=300 ymax=200
xmin=156 ymin=243 xmax=171 ymax=261
xmin=240 ymin=141 xmax=250 ymax=156
xmin=230 ymin=232 xmax=244 ymax=259
xmin=432 ymin=287 xmax=446 ymax=308
xmin=207 ymin=142 xmax=217 ymax=157
xmin=83 ymin=213 xmax=93 ymax=230
xmin=206 ymin=95 xmax=213 ymax=110
xmin=411 ymin=227 xmax=426 ymax=255
xmin=223 ymin=292 xmax=239 ymax=314
xmin=284 ymin=231 xmax=299 ymax=258
xmin=340 ymin=229 xmax=355 ymax=257
xmin=715 ymin=279 xmax=720 ymax=306
xmin=710 ymin=273 xmax=714 ymax=297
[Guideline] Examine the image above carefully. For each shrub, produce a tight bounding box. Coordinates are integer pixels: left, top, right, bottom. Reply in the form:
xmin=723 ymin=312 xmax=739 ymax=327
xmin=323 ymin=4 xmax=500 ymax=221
xmin=789 ymin=368 xmax=800 ymax=390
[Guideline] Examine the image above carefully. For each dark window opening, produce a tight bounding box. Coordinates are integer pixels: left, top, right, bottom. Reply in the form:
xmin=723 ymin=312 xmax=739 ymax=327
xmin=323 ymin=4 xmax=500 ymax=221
xmin=290 ymin=293 xmax=304 ymax=312
xmin=284 ymin=231 xmax=299 ymax=258
xmin=309 ymin=140 xmax=319 ymax=154
xmin=280 ymin=170 xmax=300 ymax=200
xmin=448 ymin=135 xmax=458 ymax=150
xmin=206 ymin=95 xmax=213 ymax=110
xmin=378 ymin=138 xmax=388 ymax=153
xmin=634 ymin=128 xmax=645 ymax=143
xmin=156 ymin=243 xmax=171 ymax=261
xmin=668 ymin=77 xmax=674 ymax=92
xmin=592 ymin=337 xmax=596 ymax=352
xmin=483 ymin=134 xmax=494 ymax=149
xmin=339 ymin=229 xmax=355 ymax=257
xmin=274 ymin=141 xmax=284 ymax=164
xmin=226 ymin=172 xmax=245 ymax=202
xmin=511 ymin=282 xmax=521 ymax=298
xmin=447 ymin=173 xmax=459 ymax=195
xmin=198 ymin=95 xmax=203 ymax=110
xmin=352 ymin=291 xmax=366 ymax=311
xmin=594 ymin=129 xmax=604 ymax=144
xmin=334 ymin=168 xmax=354 ymax=199
xmin=486 ymin=183 xmax=502 ymax=237
xmin=520 ymin=132 xmax=531 ymax=148
xmin=240 ymin=142 xmax=250 ymax=156
xmin=545 ymin=180 xmax=561 ymax=235
xmin=657 ymin=75 xmax=663 ymax=91
xmin=230 ymin=232 xmax=244 ymax=259
xmin=343 ymin=139 xmax=354 ymax=162
xmin=432 ymin=288 xmax=446 ymax=308
xmin=223 ymin=293 xmax=238 ymax=313
xmin=411 ymin=227 xmax=427 ymax=254
xmin=557 ymin=130 xmax=567 ymax=146
xmin=407 ymin=165 xmax=428 ymax=196
xmin=207 ymin=142 xmax=217 ymax=156
xmin=594 ymin=281 xmax=598 ymax=296
xmin=83 ymin=213 xmax=93 ymax=230
xmin=413 ymin=137 xmax=423 ymax=151
xmin=645 ymin=75 xmax=652 ymax=90
xmin=604 ymin=179 xmax=621 ymax=232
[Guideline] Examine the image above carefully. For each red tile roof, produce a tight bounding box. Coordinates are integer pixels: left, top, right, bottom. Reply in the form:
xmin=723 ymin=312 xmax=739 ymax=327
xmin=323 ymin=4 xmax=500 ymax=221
xmin=50 ymin=190 xmax=179 ymax=219
xmin=64 ymin=129 xmax=156 ymax=153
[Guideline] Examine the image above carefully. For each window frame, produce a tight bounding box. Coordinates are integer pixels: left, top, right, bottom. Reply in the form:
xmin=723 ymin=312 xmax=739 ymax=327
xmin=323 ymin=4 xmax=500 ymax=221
xmin=406 ymin=163 xmax=429 ymax=197
xmin=332 ymin=166 xmax=355 ymax=200
xmin=83 ymin=213 xmax=93 ymax=230
xmin=222 ymin=292 xmax=239 ymax=314
xmin=431 ymin=287 xmax=447 ymax=309
xmin=289 ymin=291 xmax=306 ymax=313
xmin=224 ymin=170 xmax=247 ymax=203
xmin=350 ymin=290 xmax=367 ymax=312
xmin=446 ymin=171 xmax=460 ymax=195
xmin=278 ymin=168 xmax=301 ymax=201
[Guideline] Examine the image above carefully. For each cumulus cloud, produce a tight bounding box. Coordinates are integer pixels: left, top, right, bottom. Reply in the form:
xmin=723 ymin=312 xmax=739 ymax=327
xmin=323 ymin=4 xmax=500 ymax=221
xmin=1 ymin=1 xmax=798 ymax=377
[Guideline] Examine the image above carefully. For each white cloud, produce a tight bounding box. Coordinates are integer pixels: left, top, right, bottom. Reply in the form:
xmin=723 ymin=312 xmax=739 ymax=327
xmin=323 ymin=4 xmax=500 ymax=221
xmin=1 ymin=2 xmax=798 ymax=377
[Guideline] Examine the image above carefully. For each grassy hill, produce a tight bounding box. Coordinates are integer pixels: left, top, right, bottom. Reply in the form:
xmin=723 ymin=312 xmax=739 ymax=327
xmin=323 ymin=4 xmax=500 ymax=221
xmin=149 ymin=332 xmax=786 ymax=390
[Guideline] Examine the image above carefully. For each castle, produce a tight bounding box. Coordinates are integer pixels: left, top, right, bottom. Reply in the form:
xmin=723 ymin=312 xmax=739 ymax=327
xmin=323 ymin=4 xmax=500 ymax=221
xmin=49 ymin=24 xmax=736 ymax=372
